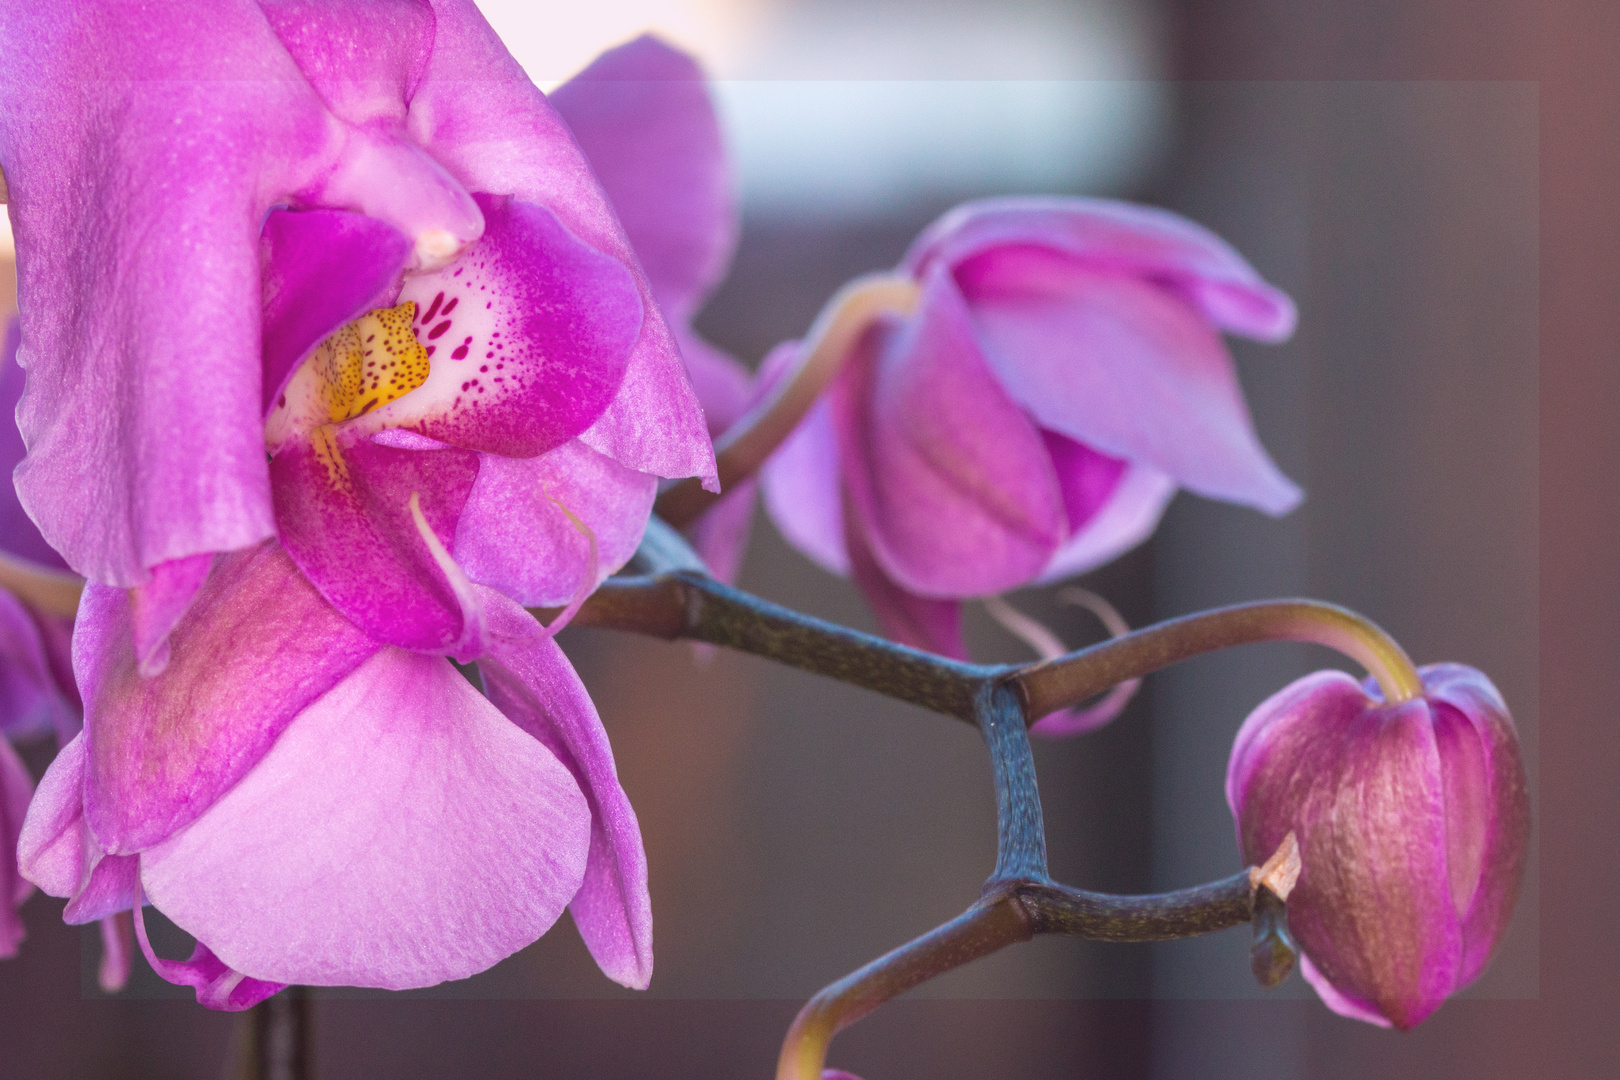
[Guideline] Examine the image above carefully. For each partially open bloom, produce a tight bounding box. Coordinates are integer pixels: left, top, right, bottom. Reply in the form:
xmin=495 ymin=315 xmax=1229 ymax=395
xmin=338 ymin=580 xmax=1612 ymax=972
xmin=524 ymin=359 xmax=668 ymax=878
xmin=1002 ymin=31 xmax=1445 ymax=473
xmin=762 ymin=198 xmax=1299 ymax=658
xmin=551 ymin=35 xmax=753 ymax=582
xmin=1226 ymin=664 xmax=1530 ymax=1029
xmin=7 ymin=4 xmax=715 ymax=1007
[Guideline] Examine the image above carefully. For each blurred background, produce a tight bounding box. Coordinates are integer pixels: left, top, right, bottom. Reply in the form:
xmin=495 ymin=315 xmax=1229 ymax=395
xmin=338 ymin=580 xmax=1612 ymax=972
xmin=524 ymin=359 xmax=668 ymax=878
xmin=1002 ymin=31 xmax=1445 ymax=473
xmin=2 ymin=0 xmax=1606 ymax=1076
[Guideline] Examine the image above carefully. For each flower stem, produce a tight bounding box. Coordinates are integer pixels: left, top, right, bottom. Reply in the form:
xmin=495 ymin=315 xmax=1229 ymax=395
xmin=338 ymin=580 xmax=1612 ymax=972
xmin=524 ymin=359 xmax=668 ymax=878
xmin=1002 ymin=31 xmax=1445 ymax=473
xmin=0 ymin=551 xmax=83 ymax=619
xmin=655 ymin=273 xmax=921 ymax=528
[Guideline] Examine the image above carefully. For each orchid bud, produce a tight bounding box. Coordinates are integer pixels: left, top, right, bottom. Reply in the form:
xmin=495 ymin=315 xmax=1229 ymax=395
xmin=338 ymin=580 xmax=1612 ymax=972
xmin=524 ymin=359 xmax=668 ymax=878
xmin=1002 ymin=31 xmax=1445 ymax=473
xmin=1226 ymin=663 xmax=1529 ymax=1030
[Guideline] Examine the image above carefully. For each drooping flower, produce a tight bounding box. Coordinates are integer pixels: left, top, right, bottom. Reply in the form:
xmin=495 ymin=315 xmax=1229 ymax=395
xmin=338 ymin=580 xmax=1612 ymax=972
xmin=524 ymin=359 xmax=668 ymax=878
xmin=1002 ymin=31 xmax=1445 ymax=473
xmin=8 ymin=4 xmax=715 ymax=1007
xmin=1226 ymin=664 xmax=1530 ymax=1029
xmin=761 ymin=198 xmax=1300 ymax=659
xmin=551 ymin=34 xmax=755 ymax=582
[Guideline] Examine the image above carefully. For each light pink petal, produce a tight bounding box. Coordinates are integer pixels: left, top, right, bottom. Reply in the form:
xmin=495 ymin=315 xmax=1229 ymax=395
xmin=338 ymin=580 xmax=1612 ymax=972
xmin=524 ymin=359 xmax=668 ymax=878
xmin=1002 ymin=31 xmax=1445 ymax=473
xmin=259 ymin=0 xmax=433 ymax=129
xmin=0 ymin=736 xmax=33 ymax=957
xmin=835 ymin=272 xmax=1066 ymax=598
xmin=903 ymin=197 xmax=1296 ymax=341
xmin=0 ymin=590 xmax=71 ymax=739
xmin=129 ymin=553 xmax=214 ymax=678
xmin=689 ymin=479 xmax=757 ymax=586
xmin=958 ymin=248 xmax=1300 ymax=516
xmin=407 ymin=0 xmax=717 ymax=488
xmin=78 ymin=543 xmax=379 ymax=853
xmin=1300 ymin=955 xmax=1394 ymax=1028
xmin=369 ymin=195 xmax=643 ymax=459
xmin=259 ymin=208 xmax=414 ymax=413
xmin=759 ymin=343 xmax=849 ymax=577
xmin=0 ymin=320 xmax=68 ymax=572
xmin=133 ymin=895 xmax=285 ymax=1012
xmin=480 ymin=593 xmax=652 ymax=989
xmin=843 ymin=505 xmax=967 ymax=660
xmin=551 ymin=35 xmax=736 ymax=322
xmin=677 ymin=328 xmax=754 ymax=435
xmin=455 ymin=440 xmax=655 ymax=609
xmin=1037 ymin=465 xmax=1178 ymax=583
xmin=271 ymin=433 xmax=482 ymax=651
xmin=141 ymin=647 xmax=591 ymax=989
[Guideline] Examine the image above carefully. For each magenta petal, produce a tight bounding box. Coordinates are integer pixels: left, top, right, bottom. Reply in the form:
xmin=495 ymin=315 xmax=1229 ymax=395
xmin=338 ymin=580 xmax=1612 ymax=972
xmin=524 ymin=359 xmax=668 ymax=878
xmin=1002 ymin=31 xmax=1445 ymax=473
xmin=129 ymin=553 xmax=214 ymax=678
xmin=1 ymin=0 xmax=357 ymax=585
xmin=259 ymin=0 xmax=434 ymax=128
xmin=260 ymin=208 xmax=413 ymax=413
xmin=551 ymin=35 xmax=736 ymax=321
xmin=958 ymin=247 xmax=1300 ymax=516
xmin=0 ymin=320 xmax=68 ymax=572
xmin=759 ymin=343 xmax=850 ymax=576
xmin=903 ymin=197 xmax=1297 ymax=341
xmin=407 ymin=1 xmax=717 ymax=487
xmin=132 ymin=896 xmax=285 ymax=1012
xmin=0 ymin=736 xmax=33 ymax=957
xmin=454 ymin=440 xmax=655 ymax=609
xmin=78 ymin=543 xmax=379 ymax=853
xmin=1037 ymin=465 xmax=1177 ymax=584
xmin=370 ymin=195 xmax=641 ymax=458
xmin=272 ymin=434 xmax=481 ymax=651
xmin=835 ymin=273 xmax=1066 ymax=598
xmin=1300 ymin=955 xmax=1394 ymax=1028
xmin=480 ymin=594 xmax=652 ymax=989
xmin=140 ymin=647 xmax=591 ymax=990
xmin=843 ymin=507 xmax=967 ymax=660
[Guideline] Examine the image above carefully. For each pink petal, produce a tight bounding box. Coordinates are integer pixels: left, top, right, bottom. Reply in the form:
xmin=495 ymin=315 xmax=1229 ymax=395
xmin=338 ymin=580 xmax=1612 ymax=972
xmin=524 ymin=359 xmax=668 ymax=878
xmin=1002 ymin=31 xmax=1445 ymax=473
xmin=364 ymin=195 xmax=642 ymax=458
xmin=259 ymin=208 xmax=414 ymax=413
xmin=454 ymin=440 xmax=655 ymax=609
xmin=0 ymin=590 xmax=72 ymax=739
xmin=903 ymin=197 xmax=1296 ymax=341
xmin=1300 ymin=955 xmax=1394 ymax=1028
xmin=0 ymin=735 xmax=33 ymax=957
xmin=1036 ymin=465 xmax=1177 ymax=584
xmin=132 ymin=894 xmax=285 ymax=1012
xmin=97 ymin=911 xmax=134 ymax=993
xmin=407 ymin=0 xmax=717 ymax=488
xmin=259 ymin=0 xmax=434 ymax=129
xmin=834 ymin=271 xmax=1066 ymax=598
xmin=759 ymin=341 xmax=850 ymax=576
xmin=677 ymin=328 xmax=754 ymax=435
xmin=0 ymin=320 xmax=68 ymax=572
xmin=129 ymin=553 xmax=214 ymax=677
xmin=140 ymin=647 xmax=592 ymax=989
xmin=957 ymin=248 xmax=1301 ymax=516
xmin=78 ymin=543 xmax=379 ymax=853
xmin=480 ymin=593 xmax=653 ymax=989
xmin=688 ymin=479 xmax=757 ymax=586
xmin=271 ymin=433 xmax=482 ymax=651
xmin=843 ymin=504 xmax=967 ymax=660
xmin=551 ymin=35 xmax=737 ymax=322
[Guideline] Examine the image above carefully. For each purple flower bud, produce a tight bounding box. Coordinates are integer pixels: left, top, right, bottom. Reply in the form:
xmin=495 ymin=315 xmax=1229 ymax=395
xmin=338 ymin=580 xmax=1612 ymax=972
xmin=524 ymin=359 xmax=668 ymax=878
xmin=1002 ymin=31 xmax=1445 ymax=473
xmin=1226 ymin=664 xmax=1530 ymax=1030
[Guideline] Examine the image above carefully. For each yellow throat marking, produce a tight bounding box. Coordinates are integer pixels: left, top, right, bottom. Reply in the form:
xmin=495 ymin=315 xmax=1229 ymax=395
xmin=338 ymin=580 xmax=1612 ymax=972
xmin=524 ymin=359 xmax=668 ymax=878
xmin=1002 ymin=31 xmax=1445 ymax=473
xmin=311 ymin=302 xmax=432 ymax=423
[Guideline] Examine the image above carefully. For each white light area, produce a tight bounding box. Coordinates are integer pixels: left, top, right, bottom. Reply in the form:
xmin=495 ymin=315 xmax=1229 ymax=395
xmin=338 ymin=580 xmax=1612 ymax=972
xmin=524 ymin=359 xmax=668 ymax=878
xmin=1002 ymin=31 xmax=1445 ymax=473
xmin=475 ymin=0 xmax=1173 ymax=221
xmin=0 ymin=205 xmax=12 ymax=261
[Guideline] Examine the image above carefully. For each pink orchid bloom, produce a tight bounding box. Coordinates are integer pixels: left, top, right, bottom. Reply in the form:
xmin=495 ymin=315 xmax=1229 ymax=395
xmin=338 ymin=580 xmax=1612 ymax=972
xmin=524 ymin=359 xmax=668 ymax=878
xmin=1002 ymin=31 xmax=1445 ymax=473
xmin=552 ymin=34 xmax=755 ymax=583
xmin=761 ymin=198 xmax=1300 ymax=660
xmin=1227 ymin=664 xmax=1530 ymax=1030
xmin=4 ymin=3 xmax=717 ymax=1008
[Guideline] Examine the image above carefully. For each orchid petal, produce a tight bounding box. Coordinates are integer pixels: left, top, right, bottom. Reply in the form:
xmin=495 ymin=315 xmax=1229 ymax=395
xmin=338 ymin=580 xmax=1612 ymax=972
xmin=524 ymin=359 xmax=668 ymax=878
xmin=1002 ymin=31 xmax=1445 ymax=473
xmin=78 ymin=543 xmax=379 ymax=853
xmin=140 ymin=648 xmax=592 ymax=990
xmin=260 ymin=208 xmax=414 ymax=413
xmin=129 ymin=553 xmax=214 ymax=678
xmin=454 ymin=440 xmax=655 ymax=609
xmin=551 ymin=35 xmax=737 ymax=321
xmin=271 ymin=433 xmax=481 ymax=651
xmin=0 ymin=735 xmax=33 ymax=957
xmin=1300 ymin=955 xmax=1394 ymax=1028
xmin=903 ymin=197 xmax=1296 ymax=341
xmin=0 ymin=320 xmax=67 ymax=571
xmin=406 ymin=0 xmax=717 ymax=488
xmin=1036 ymin=465 xmax=1178 ymax=583
xmin=365 ymin=195 xmax=641 ymax=458
xmin=132 ymin=892 xmax=286 ymax=1012
xmin=258 ymin=0 xmax=435 ymax=129
xmin=842 ymin=503 xmax=967 ymax=660
xmin=758 ymin=342 xmax=850 ymax=576
xmin=480 ymin=594 xmax=653 ymax=989
xmin=835 ymin=271 xmax=1066 ymax=598
xmin=0 ymin=590 xmax=71 ymax=739
xmin=956 ymin=247 xmax=1300 ymax=516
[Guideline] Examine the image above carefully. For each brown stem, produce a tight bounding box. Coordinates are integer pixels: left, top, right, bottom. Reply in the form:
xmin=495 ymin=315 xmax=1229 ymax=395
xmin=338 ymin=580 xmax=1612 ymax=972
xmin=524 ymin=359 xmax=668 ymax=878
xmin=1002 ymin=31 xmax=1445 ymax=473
xmin=0 ymin=551 xmax=83 ymax=620
xmin=233 ymin=987 xmax=311 ymax=1080
xmin=655 ymin=274 xmax=920 ymax=528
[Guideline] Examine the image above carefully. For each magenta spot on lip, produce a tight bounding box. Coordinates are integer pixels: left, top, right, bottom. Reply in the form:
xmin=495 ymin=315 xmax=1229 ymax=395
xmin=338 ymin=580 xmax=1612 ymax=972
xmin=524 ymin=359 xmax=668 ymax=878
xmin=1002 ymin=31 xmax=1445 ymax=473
xmin=421 ymin=291 xmax=445 ymax=324
xmin=451 ymin=344 xmax=470 ymax=360
xmin=424 ymin=345 xmax=436 ymax=356
xmin=427 ymin=320 xmax=452 ymax=340
xmin=441 ymin=297 xmax=459 ymax=315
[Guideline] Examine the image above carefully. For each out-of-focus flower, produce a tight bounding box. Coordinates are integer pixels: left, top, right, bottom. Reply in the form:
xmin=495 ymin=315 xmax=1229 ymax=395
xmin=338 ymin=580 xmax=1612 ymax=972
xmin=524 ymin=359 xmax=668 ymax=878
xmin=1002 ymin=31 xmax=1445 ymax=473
xmin=762 ymin=198 xmax=1299 ymax=658
xmin=551 ymin=34 xmax=754 ymax=582
xmin=8 ymin=6 xmax=716 ymax=1008
xmin=1226 ymin=664 xmax=1530 ymax=1030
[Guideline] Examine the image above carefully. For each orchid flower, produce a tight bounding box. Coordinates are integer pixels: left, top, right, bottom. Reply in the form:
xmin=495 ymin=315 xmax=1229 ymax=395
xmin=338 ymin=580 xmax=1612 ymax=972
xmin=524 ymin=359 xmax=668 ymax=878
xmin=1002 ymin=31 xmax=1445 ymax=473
xmin=760 ymin=198 xmax=1300 ymax=661
xmin=5 ymin=2 xmax=717 ymax=1008
xmin=551 ymin=35 xmax=754 ymax=583
xmin=1227 ymin=664 xmax=1530 ymax=1029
